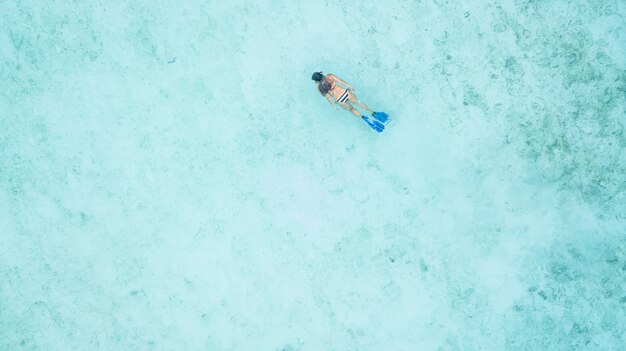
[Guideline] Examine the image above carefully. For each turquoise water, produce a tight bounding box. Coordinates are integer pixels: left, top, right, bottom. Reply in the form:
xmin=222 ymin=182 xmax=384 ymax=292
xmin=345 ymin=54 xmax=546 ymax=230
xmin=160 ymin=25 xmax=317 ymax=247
xmin=1 ymin=0 xmax=625 ymax=349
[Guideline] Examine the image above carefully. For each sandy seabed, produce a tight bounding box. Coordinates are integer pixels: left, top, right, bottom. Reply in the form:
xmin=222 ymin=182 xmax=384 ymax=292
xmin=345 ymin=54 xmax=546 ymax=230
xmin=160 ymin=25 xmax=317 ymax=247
xmin=1 ymin=0 xmax=625 ymax=350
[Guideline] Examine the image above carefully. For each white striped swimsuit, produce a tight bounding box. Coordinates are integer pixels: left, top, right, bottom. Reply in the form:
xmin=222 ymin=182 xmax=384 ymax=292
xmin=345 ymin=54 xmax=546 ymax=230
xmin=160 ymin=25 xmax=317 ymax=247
xmin=336 ymin=89 xmax=349 ymax=103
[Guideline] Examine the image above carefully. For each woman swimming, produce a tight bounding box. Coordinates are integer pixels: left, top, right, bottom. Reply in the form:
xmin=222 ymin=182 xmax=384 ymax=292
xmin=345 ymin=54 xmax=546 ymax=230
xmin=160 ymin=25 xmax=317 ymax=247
xmin=311 ymin=71 xmax=389 ymax=132
xmin=311 ymin=71 xmax=373 ymax=118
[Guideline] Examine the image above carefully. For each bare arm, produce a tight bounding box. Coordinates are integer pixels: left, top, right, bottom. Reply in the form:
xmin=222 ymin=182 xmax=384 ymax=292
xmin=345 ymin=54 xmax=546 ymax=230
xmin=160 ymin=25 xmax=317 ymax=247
xmin=324 ymin=94 xmax=338 ymax=109
xmin=327 ymin=74 xmax=352 ymax=89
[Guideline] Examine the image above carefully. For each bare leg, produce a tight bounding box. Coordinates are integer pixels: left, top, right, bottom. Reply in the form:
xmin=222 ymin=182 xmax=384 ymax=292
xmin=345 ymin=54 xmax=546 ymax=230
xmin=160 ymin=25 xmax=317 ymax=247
xmin=347 ymin=92 xmax=373 ymax=113
xmin=355 ymin=100 xmax=373 ymax=112
xmin=340 ymin=103 xmax=362 ymax=118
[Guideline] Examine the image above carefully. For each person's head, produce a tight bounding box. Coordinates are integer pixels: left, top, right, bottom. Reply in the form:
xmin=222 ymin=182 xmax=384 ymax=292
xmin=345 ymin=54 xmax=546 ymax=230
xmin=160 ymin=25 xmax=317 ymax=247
xmin=318 ymin=79 xmax=331 ymax=95
xmin=312 ymin=71 xmax=330 ymax=94
xmin=311 ymin=71 xmax=324 ymax=82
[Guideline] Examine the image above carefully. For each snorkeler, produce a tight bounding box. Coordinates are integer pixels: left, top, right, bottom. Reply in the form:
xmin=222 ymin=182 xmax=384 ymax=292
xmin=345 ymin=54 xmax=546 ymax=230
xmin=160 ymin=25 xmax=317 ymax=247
xmin=311 ymin=71 xmax=390 ymax=132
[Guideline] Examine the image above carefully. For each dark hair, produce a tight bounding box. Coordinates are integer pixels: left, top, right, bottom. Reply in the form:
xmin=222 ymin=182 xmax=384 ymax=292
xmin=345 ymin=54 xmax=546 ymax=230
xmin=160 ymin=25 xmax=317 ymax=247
xmin=318 ymin=80 xmax=331 ymax=95
xmin=311 ymin=71 xmax=324 ymax=82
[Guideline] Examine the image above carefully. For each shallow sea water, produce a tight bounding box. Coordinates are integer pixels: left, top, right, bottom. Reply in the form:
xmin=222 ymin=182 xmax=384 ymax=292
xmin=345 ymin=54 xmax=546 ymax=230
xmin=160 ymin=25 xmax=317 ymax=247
xmin=1 ymin=0 xmax=625 ymax=350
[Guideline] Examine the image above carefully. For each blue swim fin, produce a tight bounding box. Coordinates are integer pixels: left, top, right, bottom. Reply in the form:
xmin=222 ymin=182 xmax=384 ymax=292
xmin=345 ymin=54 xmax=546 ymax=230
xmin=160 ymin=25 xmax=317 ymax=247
xmin=372 ymin=111 xmax=390 ymax=125
xmin=362 ymin=115 xmax=385 ymax=132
